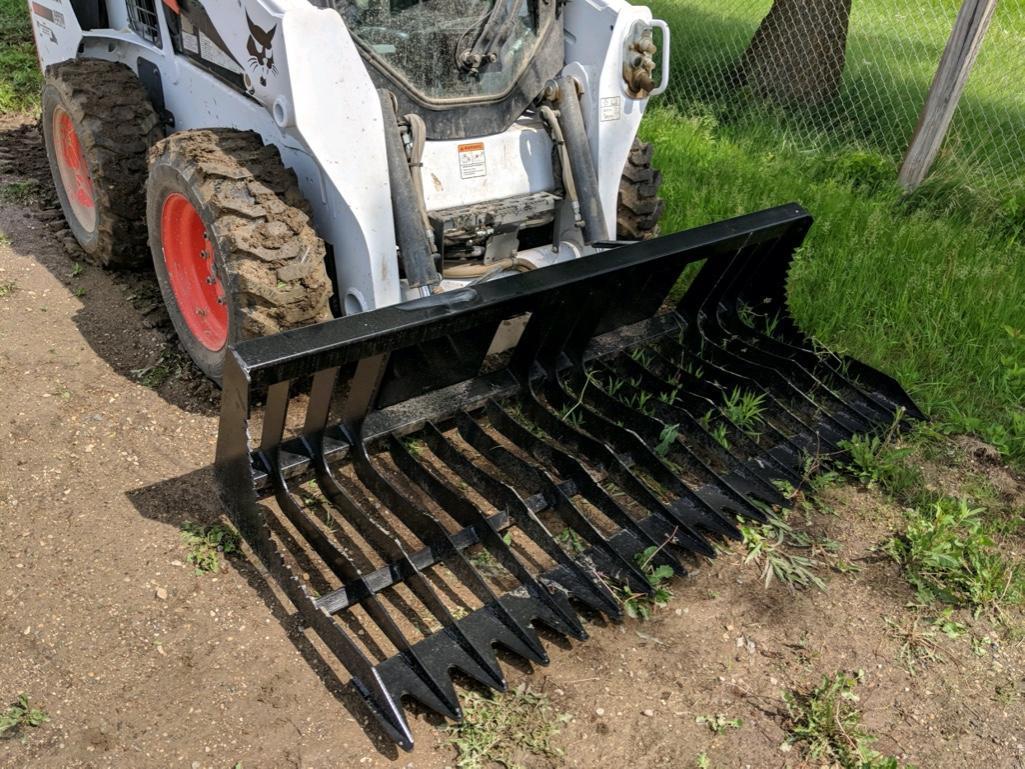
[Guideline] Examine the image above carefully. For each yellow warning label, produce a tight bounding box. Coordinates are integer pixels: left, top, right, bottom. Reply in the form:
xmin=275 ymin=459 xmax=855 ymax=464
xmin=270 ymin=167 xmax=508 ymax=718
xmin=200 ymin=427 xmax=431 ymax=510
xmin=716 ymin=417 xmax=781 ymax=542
xmin=458 ymin=142 xmax=487 ymax=179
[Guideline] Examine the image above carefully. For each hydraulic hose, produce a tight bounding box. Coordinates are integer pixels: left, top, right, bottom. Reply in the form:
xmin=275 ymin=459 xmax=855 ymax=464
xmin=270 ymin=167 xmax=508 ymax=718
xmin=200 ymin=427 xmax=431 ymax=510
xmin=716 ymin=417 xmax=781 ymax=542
xmin=553 ymin=75 xmax=609 ymax=243
xmin=379 ymin=90 xmax=440 ymax=291
xmin=442 ymin=256 xmax=537 ymax=281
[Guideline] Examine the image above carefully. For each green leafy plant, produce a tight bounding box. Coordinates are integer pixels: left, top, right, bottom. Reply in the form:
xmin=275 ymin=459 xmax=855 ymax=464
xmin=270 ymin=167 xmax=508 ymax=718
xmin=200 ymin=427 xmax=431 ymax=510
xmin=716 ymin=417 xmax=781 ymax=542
xmin=180 ymin=522 xmax=241 ymax=574
xmin=884 ymin=498 xmax=1024 ymax=613
xmin=654 ymin=423 xmax=679 ymax=457
xmin=0 ymin=180 xmax=37 ymax=204
xmin=0 ymin=279 xmax=16 ymax=298
xmin=131 ymin=345 xmax=190 ymax=388
xmin=0 ymin=694 xmax=49 ymax=736
xmin=721 ymin=388 xmax=765 ymax=437
xmin=784 ymin=672 xmax=914 ymax=769
xmin=840 ymin=422 xmax=921 ymax=500
xmin=619 ymin=544 xmax=675 ymax=620
xmin=738 ymin=512 xmax=830 ymax=591
xmin=556 ymin=527 xmax=586 ymax=555
xmin=446 ymin=684 xmax=569 ymax=769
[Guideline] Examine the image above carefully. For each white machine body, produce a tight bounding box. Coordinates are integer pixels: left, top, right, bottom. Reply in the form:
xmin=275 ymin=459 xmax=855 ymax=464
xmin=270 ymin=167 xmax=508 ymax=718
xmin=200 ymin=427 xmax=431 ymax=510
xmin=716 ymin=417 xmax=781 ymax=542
xmin=28 ymin=0 xmax=669 ymax=312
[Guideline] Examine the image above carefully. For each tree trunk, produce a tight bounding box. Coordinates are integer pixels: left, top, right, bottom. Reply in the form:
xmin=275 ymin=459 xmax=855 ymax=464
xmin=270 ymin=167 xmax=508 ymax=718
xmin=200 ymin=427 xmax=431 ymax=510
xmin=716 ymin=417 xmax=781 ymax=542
xmin=737 ymin=0 xmax=853 ymax=105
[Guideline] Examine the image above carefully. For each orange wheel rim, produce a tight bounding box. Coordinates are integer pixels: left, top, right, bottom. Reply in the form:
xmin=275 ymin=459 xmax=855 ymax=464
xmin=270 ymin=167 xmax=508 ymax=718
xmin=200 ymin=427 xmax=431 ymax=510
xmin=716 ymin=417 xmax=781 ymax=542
xmin=52 ymin=106 xmax=96 ymax=232
xmin=160 ymin=193 xmax=229 ymax=351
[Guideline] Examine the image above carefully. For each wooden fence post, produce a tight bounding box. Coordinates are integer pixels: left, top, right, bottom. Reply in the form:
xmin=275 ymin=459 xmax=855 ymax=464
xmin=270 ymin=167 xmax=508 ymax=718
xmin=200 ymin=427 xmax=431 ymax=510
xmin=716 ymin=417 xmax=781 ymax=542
xmin=898 ymin=0 xmax=998 ymax=191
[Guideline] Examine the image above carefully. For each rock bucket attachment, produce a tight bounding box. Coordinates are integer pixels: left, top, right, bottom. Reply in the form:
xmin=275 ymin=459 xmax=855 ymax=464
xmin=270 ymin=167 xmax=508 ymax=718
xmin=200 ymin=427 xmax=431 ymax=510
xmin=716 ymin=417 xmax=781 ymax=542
xmin=214 ymin=204 xmax=922 ymax=749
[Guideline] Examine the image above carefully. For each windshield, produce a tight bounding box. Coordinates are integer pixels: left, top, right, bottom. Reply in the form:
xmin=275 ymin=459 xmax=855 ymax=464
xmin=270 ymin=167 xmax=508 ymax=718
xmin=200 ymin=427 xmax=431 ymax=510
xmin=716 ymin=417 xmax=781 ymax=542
xmin=315 ymin=0 xmax=542 ymax=101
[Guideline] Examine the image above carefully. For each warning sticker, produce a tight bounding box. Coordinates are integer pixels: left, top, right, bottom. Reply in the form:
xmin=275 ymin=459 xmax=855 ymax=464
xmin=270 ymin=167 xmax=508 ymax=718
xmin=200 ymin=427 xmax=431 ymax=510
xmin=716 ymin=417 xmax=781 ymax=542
xmin=458 ymin=142 xmax=487 ymax=179
xmin=600 ymin=96 xmax=622 ymax=122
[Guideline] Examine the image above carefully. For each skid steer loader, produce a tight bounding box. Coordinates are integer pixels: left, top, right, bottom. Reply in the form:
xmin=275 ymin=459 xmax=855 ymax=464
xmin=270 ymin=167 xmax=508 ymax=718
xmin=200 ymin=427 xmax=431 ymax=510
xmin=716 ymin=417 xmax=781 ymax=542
xmin=30 ymin=0 xmax=922 ymax=749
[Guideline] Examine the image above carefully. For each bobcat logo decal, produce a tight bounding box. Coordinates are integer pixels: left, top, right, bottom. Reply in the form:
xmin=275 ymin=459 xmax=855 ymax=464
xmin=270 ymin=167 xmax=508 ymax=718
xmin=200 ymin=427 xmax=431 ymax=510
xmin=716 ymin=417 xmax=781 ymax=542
xmin=245 ymin=12 xmax=277 ymax=86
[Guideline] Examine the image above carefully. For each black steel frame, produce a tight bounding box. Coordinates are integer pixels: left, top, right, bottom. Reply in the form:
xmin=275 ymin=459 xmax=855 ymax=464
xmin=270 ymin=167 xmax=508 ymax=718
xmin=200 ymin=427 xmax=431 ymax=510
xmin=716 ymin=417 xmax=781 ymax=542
xmin=214 ymin=203 xmax=922 ymax=749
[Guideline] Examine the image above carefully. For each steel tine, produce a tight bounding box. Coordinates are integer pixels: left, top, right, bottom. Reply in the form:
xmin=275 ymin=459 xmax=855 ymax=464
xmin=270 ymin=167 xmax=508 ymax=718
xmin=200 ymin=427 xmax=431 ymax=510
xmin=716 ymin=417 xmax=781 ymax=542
xmin=387 ymin=433 xmax=587 ymax=639
xmin=453 ymin=410 xmax=657 ymax=594
xmin=584 ymin=362 xmax=787 ymax=510
xmin=484 ymin=399 xmax=686 ymax=575
xmin=540 ymin=372 xmax=743 ymax=538
xmin=564 ymin=366 xmax=770 ymax=521
xmin=349 ymin=440 xmax=552 ymax=666
xmin=606 ymin=354 xmax=802 ymax=489
xmin=420 ymin=422 xmax=624 ymax=619
xmin=514 ymin=380 xmax=718 ymax=554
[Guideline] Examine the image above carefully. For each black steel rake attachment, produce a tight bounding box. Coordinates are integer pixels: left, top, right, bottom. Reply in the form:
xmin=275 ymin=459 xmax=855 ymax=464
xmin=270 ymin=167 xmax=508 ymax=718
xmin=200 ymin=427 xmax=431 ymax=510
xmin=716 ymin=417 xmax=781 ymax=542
xmin=213 ymin=204 xmax=922 ymax=749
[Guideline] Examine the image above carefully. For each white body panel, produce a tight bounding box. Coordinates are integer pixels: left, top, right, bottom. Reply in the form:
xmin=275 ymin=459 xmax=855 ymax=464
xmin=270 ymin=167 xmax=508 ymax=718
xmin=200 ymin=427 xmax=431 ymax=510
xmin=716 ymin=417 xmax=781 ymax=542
xmin=29 ymin=0 xmax=668 ymax=312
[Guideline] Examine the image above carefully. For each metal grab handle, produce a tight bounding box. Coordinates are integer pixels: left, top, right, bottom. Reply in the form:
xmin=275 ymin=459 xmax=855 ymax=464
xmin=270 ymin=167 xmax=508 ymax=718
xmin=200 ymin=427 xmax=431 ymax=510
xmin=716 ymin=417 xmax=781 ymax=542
xmin=648 ymin=19 xmax=671 ymax=97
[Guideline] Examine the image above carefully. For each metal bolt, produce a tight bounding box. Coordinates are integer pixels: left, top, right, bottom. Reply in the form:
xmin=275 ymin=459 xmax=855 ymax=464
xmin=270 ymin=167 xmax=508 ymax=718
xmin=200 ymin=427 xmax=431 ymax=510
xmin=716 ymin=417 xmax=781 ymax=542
xmin=200 ymin=250 xmax=209 ymax=259
xmin=206 ymin=275 xmax=216 ymax=285
xmin=216 ymin=295 xmax=226 ymax=305
xmin=195 ymin=308 xmax=207 ymax=317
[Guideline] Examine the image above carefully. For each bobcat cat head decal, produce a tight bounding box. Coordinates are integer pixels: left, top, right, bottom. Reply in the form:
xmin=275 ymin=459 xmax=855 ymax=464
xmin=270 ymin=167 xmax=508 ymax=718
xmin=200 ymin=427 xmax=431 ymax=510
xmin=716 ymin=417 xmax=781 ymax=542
xmin=245 ymin=12 xmax=277 ymax=86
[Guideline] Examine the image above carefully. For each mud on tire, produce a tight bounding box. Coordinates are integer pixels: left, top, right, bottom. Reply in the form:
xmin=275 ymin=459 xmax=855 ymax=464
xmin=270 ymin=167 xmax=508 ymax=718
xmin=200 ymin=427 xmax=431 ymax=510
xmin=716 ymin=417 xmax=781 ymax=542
xmin=41 ymin=59 xmax=162 ymax=267
xmin=617 ymin=139 xmax=665 ymax=240
xmin=146 ymin=129 xmax=333 ymax=383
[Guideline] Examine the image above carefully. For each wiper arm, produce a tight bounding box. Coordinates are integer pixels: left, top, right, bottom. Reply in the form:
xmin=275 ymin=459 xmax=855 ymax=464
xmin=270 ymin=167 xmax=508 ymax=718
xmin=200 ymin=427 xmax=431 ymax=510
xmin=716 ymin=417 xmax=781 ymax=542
xmin=456 ymin=0 xmax=526 ymax=76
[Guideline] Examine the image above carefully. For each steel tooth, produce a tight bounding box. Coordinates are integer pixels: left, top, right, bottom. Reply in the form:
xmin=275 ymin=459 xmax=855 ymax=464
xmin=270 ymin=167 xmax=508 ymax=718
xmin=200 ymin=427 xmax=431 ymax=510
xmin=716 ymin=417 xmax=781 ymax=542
xmin=452 ymin=410 xmax=657 ymax=595
xmin=387 ymin=432 xmax=587 ymax=640
xmin=484 ymin=399 xmax=686 ymax=576
xmin=514 ymin=380 xmax=718 ymax=554
xmin=349 ymin=439 xmax=552 ymax=666
xmin=699 ymin=248 xmax=884 ymax=433
xmin=708 ymin=242 xmax=902 ymax=426
xmin=420 ymin=422 xmax=624 ymax=619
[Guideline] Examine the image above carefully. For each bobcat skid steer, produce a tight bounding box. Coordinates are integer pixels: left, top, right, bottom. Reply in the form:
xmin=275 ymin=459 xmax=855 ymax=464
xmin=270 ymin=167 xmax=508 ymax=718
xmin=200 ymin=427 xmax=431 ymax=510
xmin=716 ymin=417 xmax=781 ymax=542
xmin=30 ymin=0 xmax=922 ymax=749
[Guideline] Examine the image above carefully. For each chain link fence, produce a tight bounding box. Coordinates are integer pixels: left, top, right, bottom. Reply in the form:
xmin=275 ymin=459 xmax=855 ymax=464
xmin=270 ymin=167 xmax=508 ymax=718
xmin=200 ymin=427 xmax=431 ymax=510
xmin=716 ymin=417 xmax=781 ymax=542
xmin=648 ymin=0 xmax=1025 ymax=222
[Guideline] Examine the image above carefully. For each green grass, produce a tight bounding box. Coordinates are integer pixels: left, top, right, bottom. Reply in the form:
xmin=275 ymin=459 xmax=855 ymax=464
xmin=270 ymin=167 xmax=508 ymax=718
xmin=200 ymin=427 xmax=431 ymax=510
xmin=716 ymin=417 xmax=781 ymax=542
xmin=0 ymin=0 xmax=40 ymax=113
xmin=641 ymin=106 xmax=1025 ymax=464
xmin=652 ymin=0 xmax=1025 ymax=204
xmin=644 ymin=0 xmax=1025 ymax=464
xmin=445 ymin=685 xmax=569 ymax=769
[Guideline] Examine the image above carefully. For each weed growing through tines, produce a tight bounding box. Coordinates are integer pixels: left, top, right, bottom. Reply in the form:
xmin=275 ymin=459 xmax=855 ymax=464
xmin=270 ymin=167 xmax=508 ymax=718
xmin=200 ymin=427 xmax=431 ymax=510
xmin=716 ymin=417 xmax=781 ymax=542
xmin=556 ymin=527 xmax=586 ymax=555
xmin=619 ymin=543 xmax=675 ymax=620
xmin=180 ymin=522 xmax=241 ymax=574
xmin=783 ymin=671 xmax=914 ymax=769
xmin=446 ymin=684 xmax=569 ymax=769
xmin=722 ymin=388 xmax=765 ymax=437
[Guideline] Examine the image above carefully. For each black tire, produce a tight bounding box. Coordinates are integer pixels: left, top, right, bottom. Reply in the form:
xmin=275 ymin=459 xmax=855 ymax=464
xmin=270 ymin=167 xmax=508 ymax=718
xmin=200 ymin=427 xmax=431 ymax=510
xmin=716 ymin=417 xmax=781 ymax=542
xmin=617 ymin=139 xmax=665 ymax=240
xmin=146 ymin=129 xmax=334 ymax=383
xmin=40 ymin=59 xmax=162 ymax=267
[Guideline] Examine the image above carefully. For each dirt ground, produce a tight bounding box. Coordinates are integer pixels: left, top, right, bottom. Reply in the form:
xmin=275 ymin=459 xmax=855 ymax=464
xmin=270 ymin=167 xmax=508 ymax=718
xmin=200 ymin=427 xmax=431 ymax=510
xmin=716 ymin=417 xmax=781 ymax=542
xmin=2 ymin=114 xmax=1025 ymax=769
